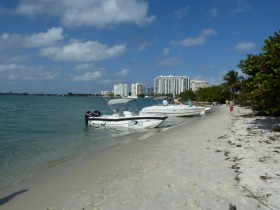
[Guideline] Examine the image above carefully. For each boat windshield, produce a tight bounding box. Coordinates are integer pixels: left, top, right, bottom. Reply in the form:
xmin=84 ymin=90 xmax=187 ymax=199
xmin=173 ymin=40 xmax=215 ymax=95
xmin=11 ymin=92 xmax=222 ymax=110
xmin=108 ymin=99 xmax=142 ymax=114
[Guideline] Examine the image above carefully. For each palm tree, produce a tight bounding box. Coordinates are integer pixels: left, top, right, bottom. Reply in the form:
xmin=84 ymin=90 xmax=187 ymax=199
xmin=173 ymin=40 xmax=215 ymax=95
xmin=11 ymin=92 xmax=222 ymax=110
xmin=223 ymin=70 xmax=244 ymax=102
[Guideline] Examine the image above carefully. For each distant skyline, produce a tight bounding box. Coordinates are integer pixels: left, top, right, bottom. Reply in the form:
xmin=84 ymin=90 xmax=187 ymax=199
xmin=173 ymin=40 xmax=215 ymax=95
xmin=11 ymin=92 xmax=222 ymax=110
xmin=0 ymin=0 xmax=279 ymax=94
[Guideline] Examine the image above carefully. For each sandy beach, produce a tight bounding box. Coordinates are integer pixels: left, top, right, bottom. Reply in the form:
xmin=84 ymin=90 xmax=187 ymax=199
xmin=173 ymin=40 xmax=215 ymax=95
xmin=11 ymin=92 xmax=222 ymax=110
xmin=1 ymin=105 xmax=280 ymax=210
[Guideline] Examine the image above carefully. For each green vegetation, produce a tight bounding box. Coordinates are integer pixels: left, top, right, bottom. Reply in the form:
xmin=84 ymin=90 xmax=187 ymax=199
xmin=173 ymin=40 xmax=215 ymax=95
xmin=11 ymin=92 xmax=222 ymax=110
xmin=178 ymin=85 xmax=229 ymax=104
xmin=196 ymin=85 xmax=229 ymax=103
xmin=137 ymin=93 xmax=146 ymax=98
xmin=178 ymin=90 xmax=197 ymax=101
xmin=222 ymin=70 xmax=244 ymax=101
xmin=178 ymin=31 xmax=280 ymax=116
xmin=238 ymin=31 xmax=280 ymax=115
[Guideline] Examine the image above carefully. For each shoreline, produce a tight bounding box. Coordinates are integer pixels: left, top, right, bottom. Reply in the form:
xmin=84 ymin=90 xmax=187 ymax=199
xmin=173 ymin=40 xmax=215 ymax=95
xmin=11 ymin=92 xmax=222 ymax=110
xmin=0 ymin=113 xmax=186 ymax=192
xmin=0 ymin=106 xmax=279 ymax=209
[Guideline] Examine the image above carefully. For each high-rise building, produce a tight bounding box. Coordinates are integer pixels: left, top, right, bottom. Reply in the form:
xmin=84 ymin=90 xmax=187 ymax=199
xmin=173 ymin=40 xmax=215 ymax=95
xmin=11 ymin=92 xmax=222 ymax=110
xmin=190 ymin=80 xmax=209 ymax=92
xmin=113 ymin=84 xmax=128 ymax=97
xmin=131 ymin=83 xmax=145 ymax=97
xmin=154 ymin=75 xmax=190 ymax=95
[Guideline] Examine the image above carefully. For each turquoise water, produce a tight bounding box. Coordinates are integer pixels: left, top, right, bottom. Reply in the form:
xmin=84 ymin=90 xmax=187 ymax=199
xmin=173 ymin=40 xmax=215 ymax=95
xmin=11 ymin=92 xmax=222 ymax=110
xmin=0 ymin=95 xmax=186 ymax=190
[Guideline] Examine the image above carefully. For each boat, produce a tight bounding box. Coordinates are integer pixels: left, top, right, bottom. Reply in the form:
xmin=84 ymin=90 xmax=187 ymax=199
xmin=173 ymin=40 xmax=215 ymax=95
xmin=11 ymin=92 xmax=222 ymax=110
xmin=85 ymin=98 xmax=168 ymax=128
xmin=204 ymin=107 xmax=212 ymax=113
xmin=140 ymin=103 xmax=207 ymax=117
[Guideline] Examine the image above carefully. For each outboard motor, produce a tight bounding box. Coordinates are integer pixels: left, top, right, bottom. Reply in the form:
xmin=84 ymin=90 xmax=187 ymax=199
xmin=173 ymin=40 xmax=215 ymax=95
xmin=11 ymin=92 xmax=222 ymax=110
xmin=85 ymin=110 xmax=101 ymax=125
xmin=86 ymin=111 xmax=93 ymax=117
xmin=85 ymin=111 xmax=93 ymax=124
xmin=93 ymin=110 xmax=101 ymax=117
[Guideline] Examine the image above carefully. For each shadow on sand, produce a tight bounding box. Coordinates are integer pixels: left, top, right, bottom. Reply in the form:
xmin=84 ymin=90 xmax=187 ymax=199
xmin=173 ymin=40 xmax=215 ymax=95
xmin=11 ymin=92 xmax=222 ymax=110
xmin=252 ymin=116 xmax=280 ymax=131
xmin=240 ymin=111 xmax=280 ymax=131
xmin=0 ymin=189 xmax=28 ymax=206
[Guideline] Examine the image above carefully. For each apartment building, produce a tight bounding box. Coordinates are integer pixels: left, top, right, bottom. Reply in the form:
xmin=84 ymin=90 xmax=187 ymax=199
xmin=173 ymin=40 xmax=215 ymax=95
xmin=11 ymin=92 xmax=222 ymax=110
xmin=131 ymin=83 xmax=145 ymax=97
xmin=190 ymin=80 xmax=209 ymax=92
xmin=113 ymin=84 xmax=128 ymax=97
xmin=154 ymin=75 xmax=190 ymax=95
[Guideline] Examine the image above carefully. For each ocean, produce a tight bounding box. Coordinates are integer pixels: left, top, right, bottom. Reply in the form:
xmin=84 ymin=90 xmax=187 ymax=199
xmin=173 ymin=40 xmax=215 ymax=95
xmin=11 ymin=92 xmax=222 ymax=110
xmin=0 ymin=95 xmax=189 ymax=191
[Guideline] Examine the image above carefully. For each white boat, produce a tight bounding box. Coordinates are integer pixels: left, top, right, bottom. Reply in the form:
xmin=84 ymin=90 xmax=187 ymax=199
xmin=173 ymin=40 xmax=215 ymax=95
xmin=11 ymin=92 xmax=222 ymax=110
xmin=204 ymin=107 xmax=212 ymax=113
xmin=140 ymin=103 xmax=207 ymax=117
xmin=85 ymin=99 xmax=167 ymax=128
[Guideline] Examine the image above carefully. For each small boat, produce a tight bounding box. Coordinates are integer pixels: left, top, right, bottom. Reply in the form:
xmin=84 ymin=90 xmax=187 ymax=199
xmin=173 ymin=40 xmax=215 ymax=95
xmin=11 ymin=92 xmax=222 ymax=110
xmin=140 ymin=103 xmax=207 ymax=117
xmin=85 ymin=99 xmax=167 ymax=128
xmin=204 ymin=107 xmax=212 ymax=113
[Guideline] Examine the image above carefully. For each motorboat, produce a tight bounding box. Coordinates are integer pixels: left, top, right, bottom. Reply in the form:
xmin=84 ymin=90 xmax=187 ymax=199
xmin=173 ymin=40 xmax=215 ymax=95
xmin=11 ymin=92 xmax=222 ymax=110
xmin=140 ymin=103 xmax=207 ymax=117
xmin=85 ymin=98 xmax=167 ymax=128
xmin=204 ymin=107 xmax=212 ymax=113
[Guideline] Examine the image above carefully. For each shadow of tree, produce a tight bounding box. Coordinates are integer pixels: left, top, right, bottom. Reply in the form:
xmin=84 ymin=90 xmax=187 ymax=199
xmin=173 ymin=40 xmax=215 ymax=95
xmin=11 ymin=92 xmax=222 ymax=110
xmin=0 ymin=189 xmax=28 ymax=206
xmin=239 ymin=112 xmax=280 ymax=132
xmin=252 ymin=117 xmax=280 ymax=131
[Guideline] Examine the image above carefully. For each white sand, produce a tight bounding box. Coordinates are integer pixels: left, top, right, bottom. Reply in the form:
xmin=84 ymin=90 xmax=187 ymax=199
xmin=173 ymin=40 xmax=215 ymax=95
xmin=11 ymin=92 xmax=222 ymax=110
xmin=0 ymin=106 xmax=279 ymax=210
xmin=225 ymin=106 xmax=280 ymax=210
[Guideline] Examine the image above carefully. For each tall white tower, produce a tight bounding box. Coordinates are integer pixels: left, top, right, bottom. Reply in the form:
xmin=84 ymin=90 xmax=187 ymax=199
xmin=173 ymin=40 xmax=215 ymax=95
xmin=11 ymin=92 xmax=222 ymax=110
xmin=154 ymin=75 xmax=190 ymax=95
xmin=113 ymin=84 xmax=128 ymax=97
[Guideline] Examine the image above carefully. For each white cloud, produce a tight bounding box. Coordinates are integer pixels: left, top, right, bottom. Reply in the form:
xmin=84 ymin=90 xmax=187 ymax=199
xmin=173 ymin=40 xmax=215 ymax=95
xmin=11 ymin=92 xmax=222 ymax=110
xmin=1 ymin=28 xmax=64 ymax=51
xmin=1 ymin=33 xmax=10 ymax=39
xmin=74 ymin=63 xmax=95 ymax=71
xmin=176 ymin=28 xmax=217 ymax=47
xmin=162 ymin=48 xmax=169 ymax=55
xmin=71 ymin=71 xmax=102 ymax=82
xmin=15 ymin=2 xmax=43 ymax=16
xmin=4 ymin=55 xmax=30 ymax=63
xmin=235 ymin=42 xmax=255 ymax=51
xmin=179 ymin=36 xmax=205 ymax=47
xmin=23 ymin=27 xmax=64 ymax=48
xmin=158 ymin=57 xmax=181 ymax=67
xmin=201 ymin=28 xmax=216 ymax=36
xmin=0 ymin=64 xmax=18 ymax=72
xmin=139 ymin=42 xmax=152 ymax=51
xmin=116 ymin=68 xmax=129 ymax=76
xmin=232 ymin=2 xmax=251 ymax=16
xmin=39 ymin=39 xmax=126 ymax=62
xmin=15 ymin=0 xmax=156 ymax=28
xmin=209 ymin=7 xmax=218 ymax=18
xmin=99 ymin=79 xmax=112 ymax=84
xmin=174 ymin=6 xmax=190 ymax=20
xmin=0 ymin=33 xmax=22 ymax=50
xmin=1 ymin=29 xmax=126 ymax=63
xmin=0 ymin=64 xmax=59 ymax=81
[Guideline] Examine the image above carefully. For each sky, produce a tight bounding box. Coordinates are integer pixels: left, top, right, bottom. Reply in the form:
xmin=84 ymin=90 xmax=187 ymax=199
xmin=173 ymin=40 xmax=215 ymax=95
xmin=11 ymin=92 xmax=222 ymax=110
xmin=0 ymin=0 xmax=279 ymax=94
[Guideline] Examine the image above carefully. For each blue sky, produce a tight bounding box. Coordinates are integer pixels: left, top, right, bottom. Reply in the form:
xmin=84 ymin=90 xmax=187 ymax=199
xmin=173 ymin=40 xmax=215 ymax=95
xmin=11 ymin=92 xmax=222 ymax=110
xmin=0 ymin=0 xmax=279 ymax=94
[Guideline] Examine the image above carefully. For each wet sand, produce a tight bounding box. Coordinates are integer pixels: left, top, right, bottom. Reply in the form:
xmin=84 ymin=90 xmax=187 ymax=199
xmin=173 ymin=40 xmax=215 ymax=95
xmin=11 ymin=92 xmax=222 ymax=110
xmin=1 ymin=106 xmax=279 ymax=210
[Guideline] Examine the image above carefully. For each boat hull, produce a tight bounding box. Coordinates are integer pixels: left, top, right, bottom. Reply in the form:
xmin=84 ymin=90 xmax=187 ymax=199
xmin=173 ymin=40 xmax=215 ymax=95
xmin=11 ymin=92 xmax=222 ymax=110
xmin=85 ymin=115 xmax=167 ymax=128
xmin=141 ymin=105 xmax=206 ymax=117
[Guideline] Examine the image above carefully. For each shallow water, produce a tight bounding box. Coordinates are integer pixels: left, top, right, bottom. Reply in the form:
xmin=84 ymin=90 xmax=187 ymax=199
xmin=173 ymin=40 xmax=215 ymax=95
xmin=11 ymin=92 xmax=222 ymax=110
xmin=0 ymin=95 xmax=188 ymax=190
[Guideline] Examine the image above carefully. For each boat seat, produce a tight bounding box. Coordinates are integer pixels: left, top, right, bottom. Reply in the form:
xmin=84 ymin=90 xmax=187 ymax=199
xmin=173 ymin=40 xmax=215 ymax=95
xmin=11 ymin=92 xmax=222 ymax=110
xmin=123 ymin=111 xmax=134 ymax=116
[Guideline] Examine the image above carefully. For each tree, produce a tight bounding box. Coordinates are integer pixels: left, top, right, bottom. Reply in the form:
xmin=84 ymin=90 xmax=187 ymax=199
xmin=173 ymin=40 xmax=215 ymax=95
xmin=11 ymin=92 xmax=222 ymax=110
xmin=238 ymin=31 xmax=280 ymax=115
xmin=178 ymin=90 xmax=197 ymax=101
xmin=178 ymin=86 xmax=228 ymax=104
xmin=222 ymin=70 xmax=244 ymax=102
xmin=137 ymin=93 xmax=145 ymax=98
xmin=196 ymin=85 xmax=228 ymax=103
